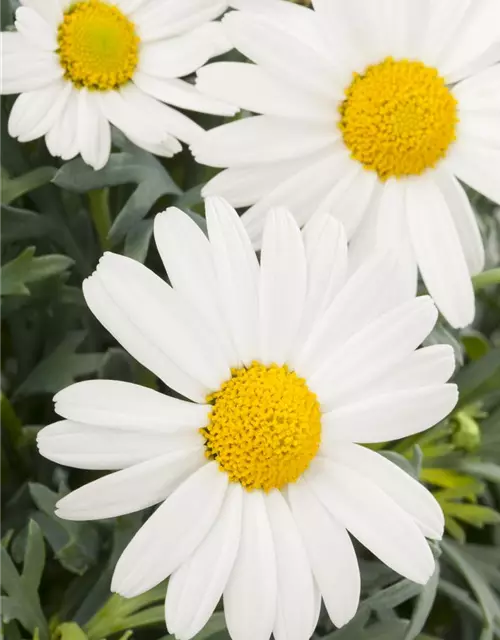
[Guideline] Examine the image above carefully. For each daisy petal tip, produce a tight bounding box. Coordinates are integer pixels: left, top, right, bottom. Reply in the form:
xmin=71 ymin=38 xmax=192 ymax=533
xmin=205 ymin=194 xmax=236 ymax=217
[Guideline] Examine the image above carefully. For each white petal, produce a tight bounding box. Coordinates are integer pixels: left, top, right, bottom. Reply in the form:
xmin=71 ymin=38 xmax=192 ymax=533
xmin=433 ymin=167 xmax=485 ymax=275
xmin=307 ymin=458 xmax=436 ymax=584
xmin=346 ymin=184 xmax=383 ymax=275
xmin=406 ymin=175 xmax=475 ymax=328
xmin=308 ymin=296 xmax=440 ymax=410
xmin=19 ymin=0 xmax=63 ymax=26
xmin=438 ymin=0 xmax=500 ymax=81
xmin=322 ymin=384 xmax=458 ymax=443
xmin=192 ymin=115 xmax=338 ymax=168
xmin=222 ymin=11 xmax=341 ymax=100
xmin=114 ymin=0 xmax=145 ymax=14
xmin=154 ymin=208 xmax=238 ymax=367
xmin=138 ymin=24 xmax=227 ymax=79
xmin=316 ymin=164 xmax=378 ymax=240
xmin=453 ymin=64 xmax=500 ymax=111
xmin=291 ymin=253 xmax=400 ymax=381
xmin=133 ymin=0 xmax=227 ymax=41
xmin=15 ymin=7 xmax=57 ymax=50
xmin=205 ymin=197 xmax=260 ymax=366
xmin=97 ymin=86 xmax=181 ymax=150
xmin=165 ymin=483 xmax=243 ymax=640
xmin=55 ymin=448 xmax=205 ymax=521
xmin=375 ymin=180 xmax=418 ymax=304
xmin=230 ymin=0 xmax=329 ymax=56
xmin=289 ymin=0 xmax=372 ymax=75
xmin=119 ymin=83 xmax=200 ymax=146
xmin=37 ymin=419 xmax=202 ymax=470
xmin=288 ymin=479 xmax=360 ymax=628
xmin=418 ymin=0 xmax=470 ymax=67
xmin=266 ymin=490 xmax=315 ymax=640
xmin=77 ymin=89 xmax=111 ymax=170
xmin=1 ymin=51 xmax=62 ymax=94
xmin=90 ymin=253 xmax=230 ymax=395
xmin=83 ymin=271 xmax=207 ymax=404
xmin=313 ymin=0 xmax=404 ymax=67
xmin=299 ymin=214 xmax=348 ymax=340
xmin=241 ymin=146 xmax=353 ymax=246
xmin=112 ymin=462 xmax=228 ymax=598
xmin=224 ymin=491 xmax=277 ymax=640
xmin=358 ymin=344 xmax=456 ymax=400
xmin=322 ymin=443 xmax=444 ymax=540
xmin=259 ymin=208 xmax=307 ymax=365
xmin=45 ymin=89 xmax=80 ymax=160
xmin=54 ymin=379 xmax=209 ymax=431
xmin=134 ymin=73 xmax=237 ymax=116
xmin=196 ymin=62 xmax=333 ymax=122
xmin=446 ymin=137 xmax=500 ymax=205
xmin=8 ymin=81 xmax=70 ymax=142
xmin=203 ymin=156 xmax=321 ymax=209
xmin=125 ymin=133 xmax=181 ymax=158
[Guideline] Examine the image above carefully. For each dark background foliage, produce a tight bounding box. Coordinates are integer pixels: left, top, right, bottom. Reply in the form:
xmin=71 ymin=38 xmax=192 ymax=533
xmin=2 ymin=1 xmax=500 ymax=639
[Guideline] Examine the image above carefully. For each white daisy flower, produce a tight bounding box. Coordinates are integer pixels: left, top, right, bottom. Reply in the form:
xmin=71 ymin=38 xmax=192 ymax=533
xmin=38 ymin=197 xmax=457 ymax=640
xmin=1 ymin=0 xmax=236 ymax=169
xmin=192 ymin=0 xmax=500 ymax=329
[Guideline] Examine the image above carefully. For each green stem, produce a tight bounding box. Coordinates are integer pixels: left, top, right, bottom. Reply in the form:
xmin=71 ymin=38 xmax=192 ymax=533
xmin=88 ymin=188 xmax=111 ymax=251
xmin=472 ymin=268 xmax=500 ymax=291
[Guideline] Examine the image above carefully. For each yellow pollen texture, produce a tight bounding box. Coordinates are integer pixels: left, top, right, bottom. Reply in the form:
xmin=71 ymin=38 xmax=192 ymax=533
xmin=57 ymin=1 xmax=139 ymax=91
xmin=201 ymin=362 xmax=322 ymax=492
xmin=339 ymin=57 xmax=458 ymax=180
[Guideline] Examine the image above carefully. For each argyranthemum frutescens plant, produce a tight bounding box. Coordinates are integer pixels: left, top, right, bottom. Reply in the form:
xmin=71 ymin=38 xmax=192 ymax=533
xmin=1 ymin=0 xmax=235 ymax=169
xmin=193 ymin=0 xmax=500 ymax=329
xmin=37 ymin=198 xmax=458 ymax=640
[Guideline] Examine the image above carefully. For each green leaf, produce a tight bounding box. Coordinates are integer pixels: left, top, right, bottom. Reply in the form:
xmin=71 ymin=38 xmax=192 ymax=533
xmin=442 ymin=503 xmax=500 ymax=527
xmin=462 ymin=330 xmax=491 ymax=361
xmin=459 ymin=461 xmax=500 ymax=483
xmin=1 ymin=205 xmax=53 ymax=242
xmin=455 ymin=348 xmax=500 ymax=408
xmin=424 ymin=322 xmax=463 ymax=367
xmin=421 ymin=468 xmax=477 ymax=490
xmin=56 ymin=623 xmax=89 ymax=640
xmin=0 ymin=0 xmax=14 ymax=25
xmin=14 ymin=332 xmax=102 ymax=398
xmin=53 ymin=152 xmax=181 ymax=244
xmin=402 ymin=564 xmax=440 ymax=640
xmin=361 ymin=578 xmax=422 ymax=612
xmin=29 ymin=483 xmax=99 ymax=576
xmin=472 ymin=268 xmax=500 ymax=291
xmin=438 ymin=578 xmax=500 ymax=636
xmin=2 ymin=166 xmax=57 ymax=205
xmin=324 ymin=608 xmax=370 ymax=639
xmin=0 ymin=520 xmax=49 ymax=640
xmin=361 ymin=619 xmax=410 ymax=639
xmin=444 ymin=515 xmax=467 ymax=543
xmin=441 ymin=539 xmax=500 ymax=636
xmin=1 ymin=247 xmax=74 ymax=296
xmin=124 ymin=219 xmax=154 ymax=263
xmin=1 ymin=393 xmax=23 ymax=447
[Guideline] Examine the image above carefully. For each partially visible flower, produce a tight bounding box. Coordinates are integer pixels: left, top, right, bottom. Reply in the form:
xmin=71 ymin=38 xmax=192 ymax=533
xmin=38 ymin=198 xmax=457 ymax=640
xmin=2 ymin=0 xmax=235 ymax=169
xmin=193 ymin=0 xmax=500 ymax=329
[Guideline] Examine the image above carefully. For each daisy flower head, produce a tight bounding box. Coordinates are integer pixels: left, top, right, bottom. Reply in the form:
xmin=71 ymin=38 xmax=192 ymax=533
xmin=38 ymin=197 xmax=458 ymax=640
xmin=193 ymin=0 xmax=500 ymax=329
xmin=2 ymin=0 xmax=236 ymax=169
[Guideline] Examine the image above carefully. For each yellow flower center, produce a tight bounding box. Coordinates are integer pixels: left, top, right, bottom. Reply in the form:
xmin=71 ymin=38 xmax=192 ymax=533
xmin=201 ymin=362 xmax=321 ymax=492
xmin=339 ymin=57 xmax=458 ymax=180
xmin=57 ymin=0 xmax=139 ymax=91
